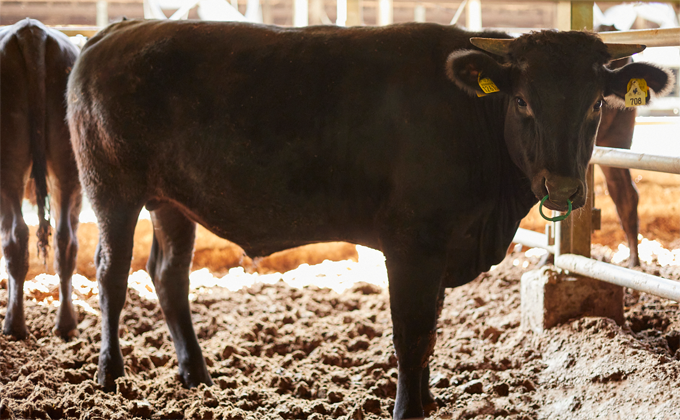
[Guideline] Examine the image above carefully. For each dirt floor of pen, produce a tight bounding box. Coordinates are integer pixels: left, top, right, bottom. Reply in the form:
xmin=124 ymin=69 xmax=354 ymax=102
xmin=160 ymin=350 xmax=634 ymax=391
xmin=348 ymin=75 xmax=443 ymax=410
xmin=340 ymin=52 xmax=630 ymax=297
xmin=2 ymin=168 xmax=680 ymax=420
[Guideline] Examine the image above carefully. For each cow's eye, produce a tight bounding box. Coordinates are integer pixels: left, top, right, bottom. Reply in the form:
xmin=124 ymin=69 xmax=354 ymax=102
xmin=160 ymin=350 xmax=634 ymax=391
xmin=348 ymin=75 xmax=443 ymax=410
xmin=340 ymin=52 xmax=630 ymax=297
xmin=516 ymin=97 xmax=528 ymax=107
xmin=593 ymin=99 xmax=603 ymax=111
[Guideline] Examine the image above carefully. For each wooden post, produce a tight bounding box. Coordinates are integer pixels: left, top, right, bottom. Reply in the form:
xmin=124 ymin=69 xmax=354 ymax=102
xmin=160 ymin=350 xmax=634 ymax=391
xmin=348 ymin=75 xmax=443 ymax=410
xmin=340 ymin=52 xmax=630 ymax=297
xmin=558 ymin=166 xmax=594 ymax=257
xmin=346 ymin=0 xmax=362 ymax=26
xmin=556 ymin=1 xmax=594 ymax=259
xmin=522 ymin=1 xmax=623 ymax=332
xmin=556 ymin=1 xmax=571 ymax=31
xmin=571 ymin=1 xmax=593 ymax=31
xmin=263 ymin=0 xmax=273 ymax=24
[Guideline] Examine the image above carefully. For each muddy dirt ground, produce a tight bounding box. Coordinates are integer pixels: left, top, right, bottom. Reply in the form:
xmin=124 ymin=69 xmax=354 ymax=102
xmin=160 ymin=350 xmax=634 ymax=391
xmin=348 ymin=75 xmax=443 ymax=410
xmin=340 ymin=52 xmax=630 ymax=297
xmin=1 ymin=168 xmax=679 ymax=420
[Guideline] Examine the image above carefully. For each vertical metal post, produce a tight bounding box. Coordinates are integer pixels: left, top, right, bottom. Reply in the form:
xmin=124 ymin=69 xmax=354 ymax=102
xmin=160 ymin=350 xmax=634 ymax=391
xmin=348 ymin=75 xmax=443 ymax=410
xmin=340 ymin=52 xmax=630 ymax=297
xmin=466 ymin=0 xmax=482 ymax=31
xmin=378 ymin=0 xmax=393 ymax=25
xmin=96 ymin=0 xmax=109 ymax=27
xmin=337 ymin=0 xmax=361 ymax=26
xmin=337 ymin=0 xmax=347 ymax=26
xmin=294 ymin=0 xmax=309 ymax=26
xmin=413 ymin=4 xmax=425 ymax=22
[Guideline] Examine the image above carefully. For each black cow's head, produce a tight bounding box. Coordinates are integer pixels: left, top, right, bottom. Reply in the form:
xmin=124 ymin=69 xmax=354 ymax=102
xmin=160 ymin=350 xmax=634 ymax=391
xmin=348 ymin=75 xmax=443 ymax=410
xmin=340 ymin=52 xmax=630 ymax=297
xmin=446 ymin=31 xmax=673 ymax=211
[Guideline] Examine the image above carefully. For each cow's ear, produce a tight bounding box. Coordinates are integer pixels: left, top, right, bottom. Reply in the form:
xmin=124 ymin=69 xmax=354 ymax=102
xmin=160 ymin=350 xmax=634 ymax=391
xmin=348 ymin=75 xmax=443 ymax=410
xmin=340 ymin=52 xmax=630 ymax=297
xmin=446 ymin=50 xmax=510 ymax=97
xmin=605 ymin=62 xmax=675 ymax=107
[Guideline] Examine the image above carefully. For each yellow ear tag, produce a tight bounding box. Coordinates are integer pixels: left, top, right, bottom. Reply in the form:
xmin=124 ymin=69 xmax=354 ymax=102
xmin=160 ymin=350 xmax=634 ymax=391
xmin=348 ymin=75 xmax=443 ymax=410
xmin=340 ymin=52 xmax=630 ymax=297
xmin=624 ymin=78 xmax=648 ymax=107
xmin=477 ymin=73 xmax=500 ymax=97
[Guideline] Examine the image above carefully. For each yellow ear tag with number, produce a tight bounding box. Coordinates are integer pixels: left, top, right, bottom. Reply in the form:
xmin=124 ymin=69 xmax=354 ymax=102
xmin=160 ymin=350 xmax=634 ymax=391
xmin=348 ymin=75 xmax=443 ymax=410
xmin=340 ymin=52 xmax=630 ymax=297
xmin=625 ymin=78 xmax=648 ymax=107
xmin=477 ymin=73 xmax=500 ymax=97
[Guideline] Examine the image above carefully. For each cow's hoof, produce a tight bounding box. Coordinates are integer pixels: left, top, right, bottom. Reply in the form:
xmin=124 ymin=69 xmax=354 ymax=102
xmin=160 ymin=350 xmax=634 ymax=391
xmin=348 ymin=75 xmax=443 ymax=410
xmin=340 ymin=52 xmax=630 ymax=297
xmin=55 ymin=303 xmax=78 ymax=341
xmin=178 ymin=364 xmax=213 ymax=389
xmin=98 ymin=354 xmax=125 ymax=392
xmin=422 ymin=394 xmax=438 ymax=416
xmin=53 ymin=326 xmax=79 ymax=340
xmin=2 ymin=317 xmax=28 ymax=340
xmin=423 ymin=401 xmax=439 ymax=415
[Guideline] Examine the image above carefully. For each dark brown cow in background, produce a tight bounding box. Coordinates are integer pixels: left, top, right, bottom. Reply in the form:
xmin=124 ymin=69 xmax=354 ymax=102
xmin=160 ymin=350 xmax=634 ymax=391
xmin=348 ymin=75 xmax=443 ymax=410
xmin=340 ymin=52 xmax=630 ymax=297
xmin=1 ymin=19 xmax=82 ymax=340
xmin=594 ymin=23 xmax=640 ymax=267
xmin=68 ymin=20 xmax=672 ymax=419
xmin=597 ymin=56 xmax=641 ymax=267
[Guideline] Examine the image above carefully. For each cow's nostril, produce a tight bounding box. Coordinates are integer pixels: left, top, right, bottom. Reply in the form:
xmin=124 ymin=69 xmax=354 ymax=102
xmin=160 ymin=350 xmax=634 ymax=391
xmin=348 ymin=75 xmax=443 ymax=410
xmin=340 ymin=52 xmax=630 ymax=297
xmin=543 ymin=175 xmax=582 ymax=207
xmin=569 ymin=187 xmax=581 ymax=201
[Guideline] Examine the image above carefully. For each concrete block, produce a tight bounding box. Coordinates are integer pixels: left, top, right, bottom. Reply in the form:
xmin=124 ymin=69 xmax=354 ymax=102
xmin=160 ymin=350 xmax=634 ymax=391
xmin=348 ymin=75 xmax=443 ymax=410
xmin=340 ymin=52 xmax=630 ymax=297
xmin=521 ymin=266 xmax=624 ymax=334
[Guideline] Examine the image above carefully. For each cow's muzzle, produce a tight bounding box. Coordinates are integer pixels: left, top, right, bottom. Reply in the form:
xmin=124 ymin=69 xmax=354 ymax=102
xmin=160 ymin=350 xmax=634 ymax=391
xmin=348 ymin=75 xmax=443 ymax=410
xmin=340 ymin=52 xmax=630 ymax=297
xmin=532 ymin=171 xmax=585 ymax=211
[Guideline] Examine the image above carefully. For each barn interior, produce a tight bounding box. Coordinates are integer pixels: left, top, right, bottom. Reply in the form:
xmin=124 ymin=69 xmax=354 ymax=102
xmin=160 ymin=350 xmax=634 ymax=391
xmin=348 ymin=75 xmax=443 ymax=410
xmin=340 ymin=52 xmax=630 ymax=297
xmin=2 ymin=2 xmax=680 ymax=419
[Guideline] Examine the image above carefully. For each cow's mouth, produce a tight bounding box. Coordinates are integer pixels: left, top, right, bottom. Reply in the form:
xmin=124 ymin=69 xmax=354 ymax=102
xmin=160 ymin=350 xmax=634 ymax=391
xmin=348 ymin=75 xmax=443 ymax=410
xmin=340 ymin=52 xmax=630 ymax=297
xmin=540 ymin=196 xmax=579 ymax=212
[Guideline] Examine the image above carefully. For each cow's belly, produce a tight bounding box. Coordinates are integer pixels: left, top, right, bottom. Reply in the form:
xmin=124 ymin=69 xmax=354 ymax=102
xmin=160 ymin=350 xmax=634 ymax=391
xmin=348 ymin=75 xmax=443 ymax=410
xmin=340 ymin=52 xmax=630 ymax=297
xmin=171 ymin=194 xmax=379 ymax=257
xmin=149 ymin=151 xmax=384 ymax=257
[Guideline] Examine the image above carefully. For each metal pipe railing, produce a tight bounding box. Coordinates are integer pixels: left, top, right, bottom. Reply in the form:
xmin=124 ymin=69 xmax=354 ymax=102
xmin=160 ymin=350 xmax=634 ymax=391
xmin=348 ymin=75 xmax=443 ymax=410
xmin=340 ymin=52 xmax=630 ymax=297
xmin=513 ymin=228 xmax=555 ymax=254
xmin=512 ymin=147 xmax=679 ymax=254
xmin=50 ymin=26 xmax=100 ymax=37
xmin=556 ymin=254 xmax=680 ymax=302
xmin=598 ymin=28 xmax=680 ymax=48
xmin=591 ymin=147 xmax=680 ymax=175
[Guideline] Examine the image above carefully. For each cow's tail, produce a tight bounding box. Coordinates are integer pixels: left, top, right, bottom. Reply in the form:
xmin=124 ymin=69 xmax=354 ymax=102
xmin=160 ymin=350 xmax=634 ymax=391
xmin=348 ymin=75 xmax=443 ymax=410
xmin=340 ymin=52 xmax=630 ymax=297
xmin=17 ymin=21 xmax=51 ymax=265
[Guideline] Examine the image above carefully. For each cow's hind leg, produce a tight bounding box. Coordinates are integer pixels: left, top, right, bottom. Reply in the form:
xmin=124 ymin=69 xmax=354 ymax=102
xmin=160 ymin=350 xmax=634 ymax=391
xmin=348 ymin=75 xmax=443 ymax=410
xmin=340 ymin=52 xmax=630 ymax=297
xmin=601 ymin=165 xmax=640 ymax=267
xmin=147 ymin=203 xmax=212 ymax=388
xmin=51 ymin=183 xmax=82 ymax=340
xmin=387 ymin=253 xmax=445 ymax=419
xmin=95 ymin=205 xmax=140 ymax=391
xmin=1 ymin=189 xmax=30 ymax=339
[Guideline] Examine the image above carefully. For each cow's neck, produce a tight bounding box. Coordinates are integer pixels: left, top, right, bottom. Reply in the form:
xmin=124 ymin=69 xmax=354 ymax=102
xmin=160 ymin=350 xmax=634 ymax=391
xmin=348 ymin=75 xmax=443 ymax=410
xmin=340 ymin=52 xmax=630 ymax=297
xmin=446 ymin=95 xmax=537 ymax=284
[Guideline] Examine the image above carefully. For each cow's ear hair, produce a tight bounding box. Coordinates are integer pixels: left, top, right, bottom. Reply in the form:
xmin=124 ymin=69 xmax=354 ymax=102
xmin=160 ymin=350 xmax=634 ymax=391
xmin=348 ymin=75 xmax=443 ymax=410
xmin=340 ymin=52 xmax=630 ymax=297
xmin=605 ymin=62 xmax=675 ymax=107
xmin=446 ymin=50 xmax=510 ymax=97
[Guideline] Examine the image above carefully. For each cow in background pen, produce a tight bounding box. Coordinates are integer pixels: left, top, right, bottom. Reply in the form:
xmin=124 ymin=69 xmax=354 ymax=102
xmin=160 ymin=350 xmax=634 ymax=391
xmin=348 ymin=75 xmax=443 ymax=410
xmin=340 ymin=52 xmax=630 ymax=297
xmin=596 ymin=56 xmax=641 ymax=267
xmin=1 ymin=19 xmax=82 ymax=340
xmin=595 ymin=23 xmax=642 ymax=267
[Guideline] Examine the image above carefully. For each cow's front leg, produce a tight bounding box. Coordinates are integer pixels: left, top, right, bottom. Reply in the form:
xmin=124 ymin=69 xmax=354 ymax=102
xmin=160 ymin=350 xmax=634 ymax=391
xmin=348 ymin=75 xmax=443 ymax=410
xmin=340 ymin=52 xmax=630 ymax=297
xmin=95 ymin=207 xmax=140 ymax=391
xmin=420 ymin=285 xmax=446 ymax=413
xmin=386 ymin=253 xmax=445 ymax=419
xmin=147 ymin=204 xmax=212 ymax=388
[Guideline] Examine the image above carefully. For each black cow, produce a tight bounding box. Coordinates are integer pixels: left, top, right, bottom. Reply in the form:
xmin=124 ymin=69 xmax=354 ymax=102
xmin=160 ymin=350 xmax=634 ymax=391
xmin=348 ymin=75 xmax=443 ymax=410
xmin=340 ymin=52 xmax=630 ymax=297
xmin=67 ymin=20 xmax=671 ymax=419
xmin=1 ymin=19 xmax=82 ymax=340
